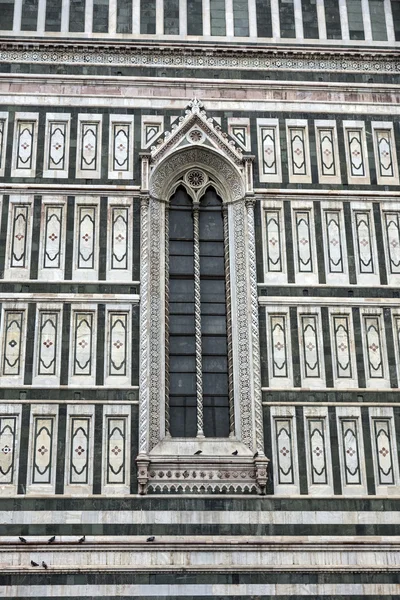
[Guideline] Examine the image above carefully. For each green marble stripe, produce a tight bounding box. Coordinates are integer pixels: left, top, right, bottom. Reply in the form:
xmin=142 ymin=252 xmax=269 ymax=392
xmin=3 ymin=524 xmax=400 ymax=536
xmin=1 ymin=572 xmax=399 ymax=584
xmin=1 ymin=496 xmax=399 ymax=511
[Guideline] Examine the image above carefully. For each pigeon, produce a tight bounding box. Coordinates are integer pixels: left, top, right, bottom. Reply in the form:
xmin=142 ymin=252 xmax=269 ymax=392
xmin=194 ymin=450 xmax=202 ymax=455
xmin=78 ymin=535 xmax=85 ymax=544
xmin=42 ymin=561 xmax=48 ymax=570
xmin=47 ymin=536 xmax=55 ymax=544
xmin=253 ymin=451 xmax=259 ymax=459
xmin=232 ymin=450 xmax=238 ymax=455
xmin=30 ymin=561 xmax=39 ymax=567
xmin=19 ymin=536 xmax=27 ymax=543
xmin=146 ymin=536 xmax=155 ymax=542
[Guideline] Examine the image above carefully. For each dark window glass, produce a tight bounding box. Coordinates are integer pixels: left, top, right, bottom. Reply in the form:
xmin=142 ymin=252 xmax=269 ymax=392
xmin=140 ymin=0 xmax=156 ymax=33
xmin=164 ymin=0 xmax=179 ymax=33
xmin=392 ymin=0 xmax=400 ymax=40
xmin=21 ymin=0 xmax=38 ymax=31
xmin=347 ymin=0 xmax=365 ymax=39
xmin=233 ymin=0 xmax=249 ymax=35
xmin=199 ymin=188 xmax=230 ymax=438
xmin=369 ymin=0 xmax=387 ymax=39
xmin=0 ymin=0 xmax=15 ymax=30
xmin=187 ymin=0 xmax=203 ymax=33
xmin=324 ymin=0 xmax=341 ymax=39
xmin=256 ymin=0 xmax=272 ymax=37
xmin=45 ymin=0 xmax=62 ymax=31
xmin=168 ymin=187 xmax=230 ymax=438
xmin=69 ymin=0 xmax=85 ymax=32
xmin=302 ymin=0 xmax=319 ymax=37
xmin=93 ymin=0 xmax=109 ymax=32
xmin=279 ymin=0 xmax=295 ymax=37
xmin=210 ymin=0 xmax=226 ymax=34
xmin=117 ymin=0 xmax=132 ymax=33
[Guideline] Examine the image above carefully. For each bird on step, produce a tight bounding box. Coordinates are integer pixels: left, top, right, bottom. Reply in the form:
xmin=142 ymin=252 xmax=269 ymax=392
xmin=78 ymin=536 xmax=85 ymax=544
xmin=30 ymin=561 xmax=39 ymax=567
xmin=194 ymin=450 xmax=202 ymax=455
xmin=42 ymin=561 xmax=48 ymax=570
xmin=146 ymin=536 xmax=155 ymax=542
xmin=232 ymin=450 xmax=238 ymax=455
xmin=47 ymin=536 xmax=55 ymax=544
xmin=19 ymin=537 xmax=27 ymax=543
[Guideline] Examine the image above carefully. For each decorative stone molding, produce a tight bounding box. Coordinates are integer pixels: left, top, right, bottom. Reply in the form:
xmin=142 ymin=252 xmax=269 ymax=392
xmin=137 ymin=100 xmax=268 ymax=494
xmin=0 ymin=43 xmax=399 ymax=75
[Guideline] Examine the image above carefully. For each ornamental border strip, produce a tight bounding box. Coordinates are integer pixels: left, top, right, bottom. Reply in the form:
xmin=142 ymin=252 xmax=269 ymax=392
xmin=0 ymin=47 xmax=399 ymax=74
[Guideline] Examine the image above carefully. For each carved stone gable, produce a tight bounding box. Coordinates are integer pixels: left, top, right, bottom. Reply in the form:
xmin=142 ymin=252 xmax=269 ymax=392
xmin=150 ymin=99 xmax=244 ymax=167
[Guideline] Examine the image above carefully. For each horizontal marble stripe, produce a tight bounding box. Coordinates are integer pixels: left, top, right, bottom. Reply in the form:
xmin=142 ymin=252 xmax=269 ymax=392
xmin=0 ymin=95 xmax=400 ymax=115
xmin=1 ymin=497 xmax=399 ymax=511
xmin=3 ymin=525 xmax=400 ymax=536
xmin=3 ymin=510 xmax=400 ymax=525
xmin=1 ymin=542 xmax=400 ymax=572
xmin=4 ymin=583 xmax=400 ymax=596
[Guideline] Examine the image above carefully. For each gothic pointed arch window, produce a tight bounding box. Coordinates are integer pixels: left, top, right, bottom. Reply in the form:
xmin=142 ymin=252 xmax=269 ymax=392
xmin=166 ymin=184 xmax=233 ymax=438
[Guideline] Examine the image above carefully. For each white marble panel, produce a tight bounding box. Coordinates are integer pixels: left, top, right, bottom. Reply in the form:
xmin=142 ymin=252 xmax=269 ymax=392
xmin=11 ymin=113 xmax=39 ymax=178
xmin=108 ymin=114 xmax=134 ymax=180
xmin=26 ymin=404 xmax=58 ymax=495
xmin=76 ymin=114 xmax=102 ymax=179
xmin=64 ymin=404 xmax=95 ymax=496
xmin=336 ymin=406 xmax=367 ymax=496
xmin=43 ymin=113 xmax=71 ymax=179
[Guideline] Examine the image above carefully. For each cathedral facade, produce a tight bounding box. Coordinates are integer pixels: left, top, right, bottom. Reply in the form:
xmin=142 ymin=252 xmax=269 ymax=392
xmin=0 ymin=0 xmax=400 ymax=597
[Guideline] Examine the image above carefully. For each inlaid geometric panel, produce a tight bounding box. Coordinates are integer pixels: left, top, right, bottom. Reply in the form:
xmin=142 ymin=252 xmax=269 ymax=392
xmin=307 ymin=418 xmax=328 ymax=485
xmin=10 ymin=204 xmax=29 ymax=269
xmin=354 ymin=211 xmax=375 ymax=274
xmin=274 ymin=418 xmax=294 ymax=485
xmin=0 ymin=416 xmax=17 ymax=484
xmin=110 ymin=207 xmax=129 ymax=271
xmin=286 ymin=120 xmax=311 ymax=183
xmin=383 ymin=211 xmax=400 ymax=275
xmin=324 ymin=210 xmax=345 ymax=274
xmin=32 ymin=416 xmax=54 ymax=484
xmin=141 ymin=115 xmax=164 ymax=149
xmin=371 ymin=122 xmax=399 ymax=186
xmin=257 ymin=119 xmax=281 ymax=183
xmin=77 ymin=205 xmax=96 ymax=270
xmin=343 ymin=121 xmax=370 ymax=184
xmin=69 ymin=417 xmax=90 ymax=485
xmin=108 ymin=115 xmax=134 ymax=180
xmin=106 ymin=417 xmax=126 ymax=484
xmin=363 ymin=314 xmax=385 ymax=380
xmin=228 ymin=117 xmax=251 ymax=152
xmin=340 ymin=418 xmax=361 ymax=485
xmin=293 ymin=210 xmax=314 ymax=274
xmin=43 ymin=114 xmax=71 ymax=178
xmin=11 ymin=114 xmax=39 ymax=177
xmin=331 ymin=314 xmax=353 ymax=379
xmin=2 ymin=310 xmax=24 ymax=377
xmin=107 ymin=312 xmax=128 ymax=378
xmin=300 ymin=314 xmax=321 ymax=379
xmin=42 ymin=205 xmax=64 ymax=270
xmin=373 ymin=419 xmax=394 ymax=485
xmin=269 ymin=314 xmax=289 ymax=379
xmin=0 ymin=112 xmax=8 ymax=177
xmin=37 ymin=311 xmax=60 ymax=377
xmin=73 ymin=312 xmax=94 ymax=377
xmin=265 ymin=210 xmax=283 ymax=273
xmin=315 ymin=121 xmax=341 ymax=183
xmin=76 ymin=115 xmax=102 ymax=179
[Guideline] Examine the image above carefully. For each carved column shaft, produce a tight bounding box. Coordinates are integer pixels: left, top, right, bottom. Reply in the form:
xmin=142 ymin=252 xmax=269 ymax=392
xmin=138 ymin=195 xmax=150 ymax=455
xmin=164 ymin=205 xmax=171 ymax=437
xmin=193 ymin=203 xmax=204 ymax=438
xmin=223 ymin=205 xmax=235 ymax=437
xmin=246 ymin=197 xmax=265 ymax=453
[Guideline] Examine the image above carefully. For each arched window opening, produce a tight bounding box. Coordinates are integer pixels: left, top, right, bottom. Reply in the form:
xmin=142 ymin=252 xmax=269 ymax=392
xmin=167 ymin=185 xmax=231 ymax=438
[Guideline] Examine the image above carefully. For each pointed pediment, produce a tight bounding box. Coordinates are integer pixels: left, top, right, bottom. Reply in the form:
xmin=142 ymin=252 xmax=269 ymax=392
xmin=150 ymin=99 xmax=244 ymax=167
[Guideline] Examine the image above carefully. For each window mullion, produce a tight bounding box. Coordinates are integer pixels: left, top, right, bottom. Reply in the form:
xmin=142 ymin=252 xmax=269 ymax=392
xmin=193 ymin=202 xmax=205 ymax=438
